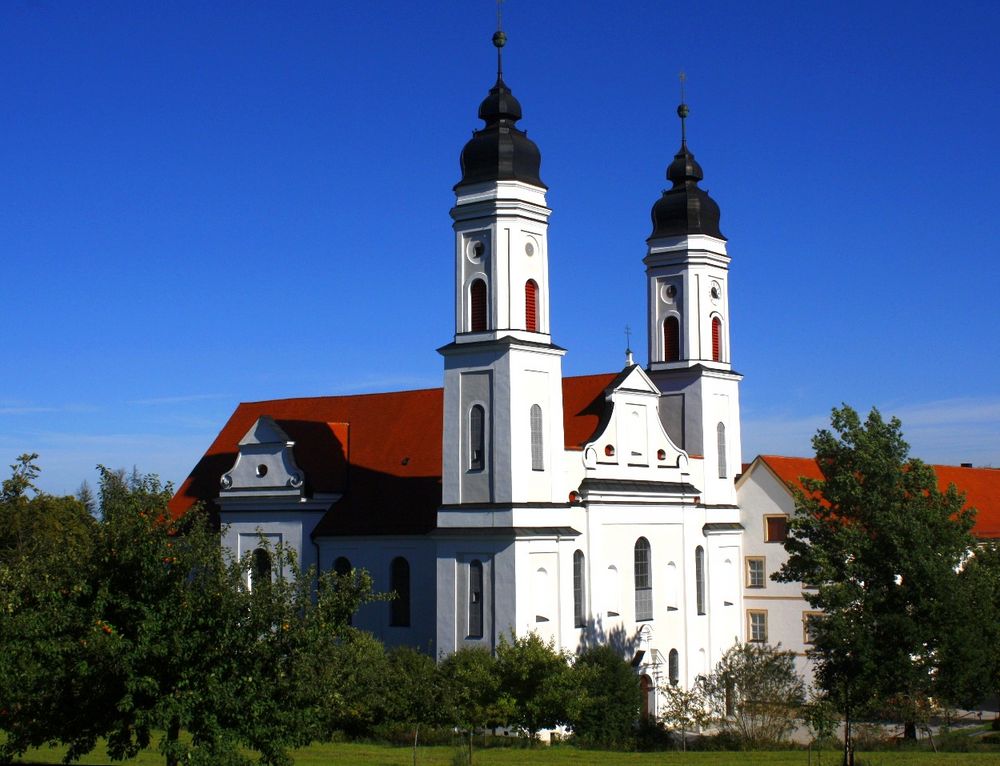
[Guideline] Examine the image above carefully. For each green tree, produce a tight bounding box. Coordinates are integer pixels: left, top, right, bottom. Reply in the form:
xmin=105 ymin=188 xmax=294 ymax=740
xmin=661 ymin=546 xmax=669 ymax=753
xmin=439 ymin=646 xmax=510 ymax=762
xmin=659 ymin=682 xmax=708 ymax=751
xmin=775 ymin=405 xmax=983 ymax=765
xmin=494 ymin=632 xmax=573 ymax=740
xmin=0 ymin=458 xmax=380 ymax=766
xmin=566 ymin=645 xmax=641 ymax=748
xmin=696 ymin=641 xmax=804 ymax=748
xmin=0 ymin=454 xmax=100 ymax=764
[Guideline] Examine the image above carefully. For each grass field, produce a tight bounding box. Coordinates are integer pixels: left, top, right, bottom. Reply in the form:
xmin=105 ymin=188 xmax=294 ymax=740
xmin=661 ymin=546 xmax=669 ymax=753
xmin=11 ymin=740 xmax=1000 ymax=766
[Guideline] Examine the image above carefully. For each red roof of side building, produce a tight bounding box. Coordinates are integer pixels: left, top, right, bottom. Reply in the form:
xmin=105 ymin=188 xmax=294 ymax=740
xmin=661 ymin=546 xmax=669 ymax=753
xmin=754 ymin=455 xmax=1000 ymax=541
xmin=168 ymin=372 xmax=618 ymax=535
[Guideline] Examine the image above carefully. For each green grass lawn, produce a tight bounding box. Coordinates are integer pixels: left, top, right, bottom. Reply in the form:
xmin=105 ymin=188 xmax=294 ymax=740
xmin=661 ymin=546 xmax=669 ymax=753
xmin=10 ymin=740 xmax=1000 ymax=766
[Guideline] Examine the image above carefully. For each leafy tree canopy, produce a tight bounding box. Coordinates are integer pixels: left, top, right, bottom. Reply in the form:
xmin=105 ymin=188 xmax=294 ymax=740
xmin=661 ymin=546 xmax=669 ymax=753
xmin=775 ymin=405 xmax=991 ymax=755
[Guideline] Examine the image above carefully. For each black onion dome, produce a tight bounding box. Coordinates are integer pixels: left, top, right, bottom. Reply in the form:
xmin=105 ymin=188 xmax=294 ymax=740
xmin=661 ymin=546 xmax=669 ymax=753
xmin=456 ymin=76 xmax=545 ymax=190
xmin=649 ymin=103 xmax=724 ymax=240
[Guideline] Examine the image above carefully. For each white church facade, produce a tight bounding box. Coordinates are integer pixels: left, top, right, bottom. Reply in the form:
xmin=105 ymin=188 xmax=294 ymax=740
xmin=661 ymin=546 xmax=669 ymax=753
xmin=168 ymin=30 xmax=999 ymax=719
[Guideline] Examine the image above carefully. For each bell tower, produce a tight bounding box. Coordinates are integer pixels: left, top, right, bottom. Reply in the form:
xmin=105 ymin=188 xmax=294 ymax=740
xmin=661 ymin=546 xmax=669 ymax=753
xmin=644 ymin=99 xmax=742 ymax=505
xmin=439 ymin=28 xmax=565 ymax=508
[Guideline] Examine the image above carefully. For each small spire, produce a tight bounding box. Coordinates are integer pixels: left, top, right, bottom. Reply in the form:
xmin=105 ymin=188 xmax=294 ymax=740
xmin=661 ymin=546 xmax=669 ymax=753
xmin=493 ymin=0 xmax=507 ymax=80
xmin=677 ymin=71 xmax=689 ymax=147
xmin=625 ymin=325 xmax=634 ymax=366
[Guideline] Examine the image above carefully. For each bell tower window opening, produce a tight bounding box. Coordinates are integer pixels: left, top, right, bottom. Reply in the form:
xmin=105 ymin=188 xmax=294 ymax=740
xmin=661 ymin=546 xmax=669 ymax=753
xmin=469 ymin=405 xmax=485 ymax=471
xmin=664 ymin=316 xmax=680 ymax=362
xmin=469 ymin=559 xmax=484 ymax=638
xmin=634 ymin=537 xmax=652 ymax=621
xmin=389 ymin=556 xmax=411 ymax=627
xmin=529 ymin=404 xmax=544 ymax=471
xmin=711 ymin=316 xmax=722 ymax=361
xmin=717 ymin=422 xmax=727 ymax=479
xmin=470 ymin=279 xmax=487 ymax=332
xmin=525 ymin=279 xmax=538 ymax=332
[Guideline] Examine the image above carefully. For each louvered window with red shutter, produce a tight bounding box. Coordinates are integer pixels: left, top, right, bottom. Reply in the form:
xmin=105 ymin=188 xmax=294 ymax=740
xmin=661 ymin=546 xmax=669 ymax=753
xmin=664 ymin=316 xmax=679 ymax=361
xmin=712 ymin=317 xmax=722 ymax=361
xmin=470 ymin=279 xmax=487 ymax=332
xmin=525 ymin=279 xmax=538 ymax=332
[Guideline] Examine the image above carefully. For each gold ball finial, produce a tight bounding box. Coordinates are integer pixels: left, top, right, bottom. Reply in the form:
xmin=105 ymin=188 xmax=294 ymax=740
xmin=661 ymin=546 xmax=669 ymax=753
xmin=492 ymin=30 xmax=507 ymax=48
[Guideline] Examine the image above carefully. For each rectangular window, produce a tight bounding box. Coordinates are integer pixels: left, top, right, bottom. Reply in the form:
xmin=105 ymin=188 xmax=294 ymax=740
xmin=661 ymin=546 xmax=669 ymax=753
xmin=765 ymin=515 xmax=788 ymax=543
xmin=529 ymin=404 xmax=544 ymax=471
xmin=746 ymin=557 xmax=765 ymax=588
xmin=803 ymin=612 xmax=822 ymax=645
xmin=748 ymin=610 xmax=768 ymax=643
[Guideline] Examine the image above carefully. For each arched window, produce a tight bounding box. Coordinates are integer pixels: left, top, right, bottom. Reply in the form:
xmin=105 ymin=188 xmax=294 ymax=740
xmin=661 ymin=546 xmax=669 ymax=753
xmin=717 ymin=422 xmax=727 ymax=479
xmin=668 ymin=649 xmax=680 ymax=686
xmin=695 ymin=546 xmax=706 ymax=615
xmin=469 ymin=405 xmax=485 ymax=471
xmin=251 ymin=547 xmax=271 ymax=589
xmin=634 ymin=537 xmax=652 ymax=621
xmin=525 ymin=279 xmax=538 ymax=332
xmin=573 ymin=550 xmax=586 ymax=628
xmin=663 ymin=316 xmax=680 ymax=362
xmin=530 ymin=404 xmax=544 ymax=471
xmin=711 ymin=316 xmax=722 ymax=361
xmin=333 ymin=556 xmax=351 ymax=576
xmin=389 ymin=556 xmax=410 ymax=627
xmin=469 ymin=559 xmax=483 ymax=638
xmin=470 ymin=279 xmax=487 ymax=332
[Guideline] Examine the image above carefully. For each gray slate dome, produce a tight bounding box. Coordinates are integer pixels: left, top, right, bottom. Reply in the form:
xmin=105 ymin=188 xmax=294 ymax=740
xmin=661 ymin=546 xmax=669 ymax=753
xmin=456 ymin=75 xmax=545 ymax=190
xmin=649 ymin=105 xmax=724 ymax=240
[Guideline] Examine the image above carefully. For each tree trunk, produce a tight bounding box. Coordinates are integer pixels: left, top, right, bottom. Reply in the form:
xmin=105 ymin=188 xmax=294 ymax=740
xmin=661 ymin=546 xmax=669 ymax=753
xmin=165 ymin=717 xmax=180 ymax=766
xmin=842 ymin=703 xmax=852 ymax=766
xmin=412 ymin=723 xmax=419 ymax=766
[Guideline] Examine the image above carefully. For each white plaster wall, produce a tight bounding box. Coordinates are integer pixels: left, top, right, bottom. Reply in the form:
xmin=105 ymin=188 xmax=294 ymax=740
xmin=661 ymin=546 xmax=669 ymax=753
xmin=737 ymin=464 xmax=817 ymax=682
xmin=317 ymin=535 xmax=437 ymax=653
xmin=221 ymin=510 xmax=325 ymax=579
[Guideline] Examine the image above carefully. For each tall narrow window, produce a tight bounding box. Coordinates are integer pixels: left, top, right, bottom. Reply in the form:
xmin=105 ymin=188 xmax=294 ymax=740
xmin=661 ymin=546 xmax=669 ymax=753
xmin=668 ymin=649 xmax=680 ymax=686
xmin=695 ymin=546 xmax=706 ymax=615
xmin=389 ymin=557 xmax=410 ymax=627
xmin=634 ymin=537 xmax=652 ymax=621
xmin=469 ymin=405 xmax=485 ymax=471
xmin=470 ymin=279 xmax=487 ymax=332
xmin=711 ymin=317 xmax=722 ymax=361
xmin=573 ymin=550 xmax=586 ymax=628
xmin=607 ymin=565 xmax=620 ymax=616
xmin=525 ymin=279 xmax=538 ymax=332
xmin=663 ymin=316 xmax=679 ymax=361
xmin=530 ymin=404 xmax=544 ymax=471
xmin=251 ymin=547 xmax=271 ymax=589
xmin=469 ymin=559 xmax=483 ymax=638
xmin=717 ymin=422 xmax=727 ymax=479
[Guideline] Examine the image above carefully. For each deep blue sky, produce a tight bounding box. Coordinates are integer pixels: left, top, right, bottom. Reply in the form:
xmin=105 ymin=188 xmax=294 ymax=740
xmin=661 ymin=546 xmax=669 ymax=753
xmin=3 ymin=1 xmax=998 ymax=495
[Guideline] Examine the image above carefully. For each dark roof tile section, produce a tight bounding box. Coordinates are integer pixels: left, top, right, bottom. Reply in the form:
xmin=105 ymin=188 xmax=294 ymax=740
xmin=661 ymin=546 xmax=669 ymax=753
xmin=169 ymin=373 xmax=620 ymax=534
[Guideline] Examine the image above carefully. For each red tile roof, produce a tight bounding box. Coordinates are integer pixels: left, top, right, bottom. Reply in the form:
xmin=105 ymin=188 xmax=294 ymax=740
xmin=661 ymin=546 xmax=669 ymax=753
xmin=169 ymin=372 xmax=618 ymax=535
xmin=755 ymin=455 xmax=1000 ymax=540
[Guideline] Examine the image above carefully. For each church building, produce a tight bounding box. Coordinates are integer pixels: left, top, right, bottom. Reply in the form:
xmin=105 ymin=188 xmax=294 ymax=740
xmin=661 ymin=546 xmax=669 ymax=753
xmin=168 ymin=28 xmax=1000 ymax=718
xmin=169 ymin=28 xmax=743 ymax=714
